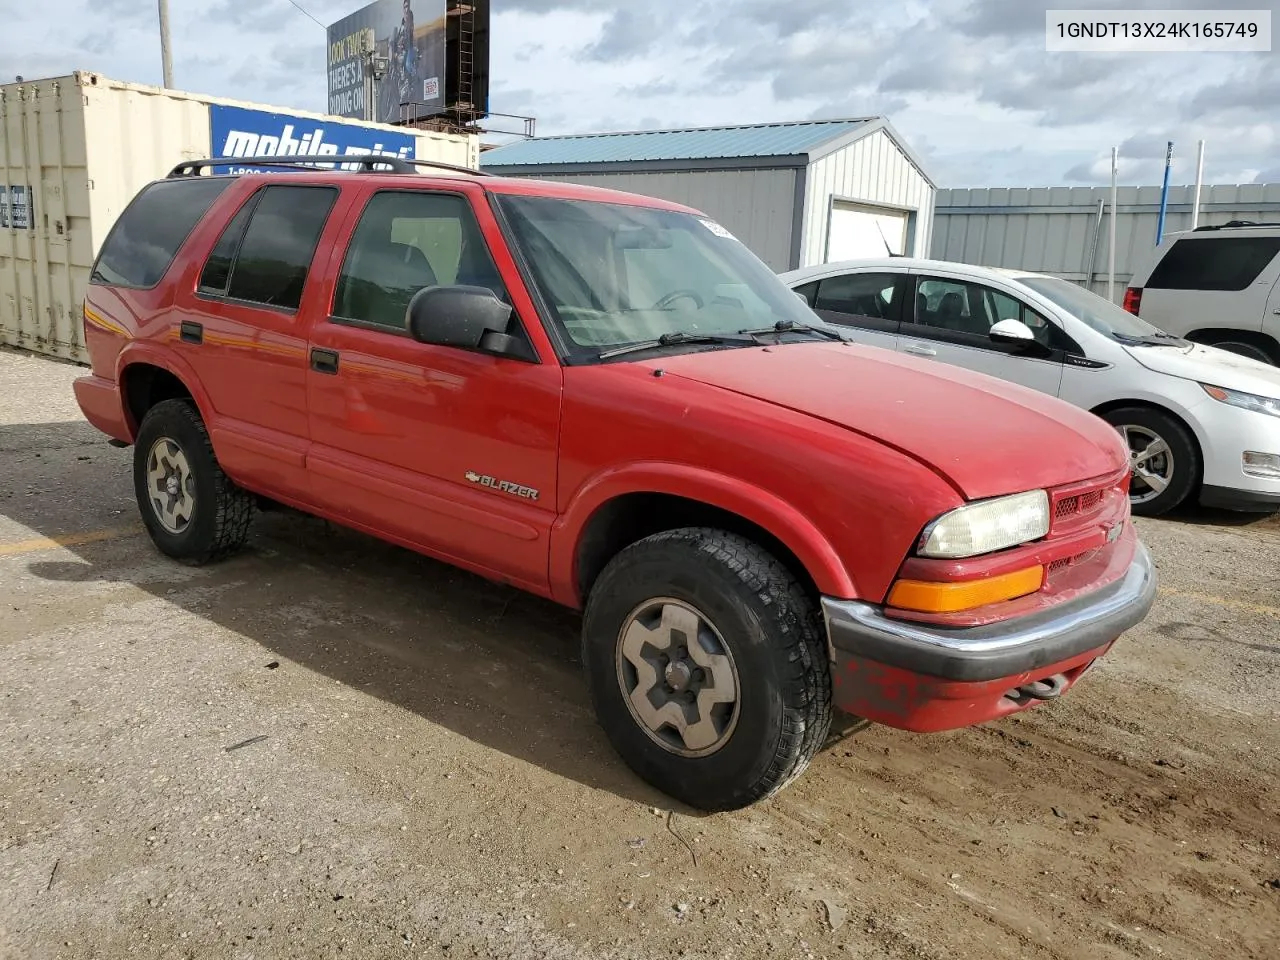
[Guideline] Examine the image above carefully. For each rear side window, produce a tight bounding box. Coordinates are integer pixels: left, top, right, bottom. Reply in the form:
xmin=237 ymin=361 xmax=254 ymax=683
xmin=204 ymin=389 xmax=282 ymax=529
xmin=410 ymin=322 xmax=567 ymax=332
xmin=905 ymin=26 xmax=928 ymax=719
xmin=815 ymin=272 xmax=900 ymax=320
xmin=198 ymin=184 xmax=338 ymax=312
xmin=90 ymin=178 xmax=233 ymax=289
xmin=1147 ymin=236 xmax=1280 ymax=291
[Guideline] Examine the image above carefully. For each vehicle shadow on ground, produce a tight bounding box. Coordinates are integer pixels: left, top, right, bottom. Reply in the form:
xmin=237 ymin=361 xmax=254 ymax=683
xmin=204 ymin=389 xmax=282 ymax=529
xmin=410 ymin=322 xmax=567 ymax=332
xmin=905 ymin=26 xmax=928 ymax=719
xmin=1166 ymin=502 xmax=1280 ymax=528
xmin=2 ymin=418 xmax=724 ymax=813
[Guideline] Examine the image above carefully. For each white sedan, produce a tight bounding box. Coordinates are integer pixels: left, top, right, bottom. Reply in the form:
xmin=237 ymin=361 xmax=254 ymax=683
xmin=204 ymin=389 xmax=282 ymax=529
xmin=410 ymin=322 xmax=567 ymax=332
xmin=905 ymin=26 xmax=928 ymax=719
xmin=779 ymin=257 xmax=1280 ymax=517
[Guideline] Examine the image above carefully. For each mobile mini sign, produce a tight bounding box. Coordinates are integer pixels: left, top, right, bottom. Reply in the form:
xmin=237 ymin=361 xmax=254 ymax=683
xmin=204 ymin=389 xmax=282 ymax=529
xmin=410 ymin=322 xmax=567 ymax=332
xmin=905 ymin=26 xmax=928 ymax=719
xmin=208 ymin=104 xmax=419 ymax=174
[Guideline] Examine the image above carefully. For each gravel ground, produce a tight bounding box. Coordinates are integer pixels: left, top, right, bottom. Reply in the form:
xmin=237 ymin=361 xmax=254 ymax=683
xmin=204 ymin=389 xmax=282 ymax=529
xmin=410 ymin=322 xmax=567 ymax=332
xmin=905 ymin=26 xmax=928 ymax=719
xmin=1 ymin=346 xmax=1277 ymax=960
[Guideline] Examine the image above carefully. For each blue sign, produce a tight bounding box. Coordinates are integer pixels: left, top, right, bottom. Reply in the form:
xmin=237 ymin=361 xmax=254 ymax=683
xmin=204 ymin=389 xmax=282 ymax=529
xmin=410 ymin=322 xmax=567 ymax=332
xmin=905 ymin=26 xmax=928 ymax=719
xmin=207 ymin=103 xmax=418 ymax=175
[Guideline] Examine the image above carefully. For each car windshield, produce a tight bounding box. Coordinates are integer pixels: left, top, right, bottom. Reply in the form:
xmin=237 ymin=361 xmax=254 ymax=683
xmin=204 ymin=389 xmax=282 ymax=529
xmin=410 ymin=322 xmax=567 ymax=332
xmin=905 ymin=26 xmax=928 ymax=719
xmin=494 ymin=193 xmax=827 ymax=359
xmin=1017 ymin=275 xmax=1177 ymax=342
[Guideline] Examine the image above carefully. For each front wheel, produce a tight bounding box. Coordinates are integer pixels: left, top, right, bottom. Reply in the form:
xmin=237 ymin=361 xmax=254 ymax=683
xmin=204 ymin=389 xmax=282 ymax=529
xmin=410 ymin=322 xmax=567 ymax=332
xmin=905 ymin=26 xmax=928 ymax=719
xmin=133 ymin=399 xmax=255 ymax=564
xmin=1100 ymin=406 xmax=1200 ymax=517
xmin=581 ymin=528 xmax=832 ymax=811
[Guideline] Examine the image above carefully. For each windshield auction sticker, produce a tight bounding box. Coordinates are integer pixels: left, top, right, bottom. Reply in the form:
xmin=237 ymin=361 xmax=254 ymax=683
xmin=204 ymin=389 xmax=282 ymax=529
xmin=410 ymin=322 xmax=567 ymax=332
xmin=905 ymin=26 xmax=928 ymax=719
xmin=698 ymin=218 xmax=738 ymax=240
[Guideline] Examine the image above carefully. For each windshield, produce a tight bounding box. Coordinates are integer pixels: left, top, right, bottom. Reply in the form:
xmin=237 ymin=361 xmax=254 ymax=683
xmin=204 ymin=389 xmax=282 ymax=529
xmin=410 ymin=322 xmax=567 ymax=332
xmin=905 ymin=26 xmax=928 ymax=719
xmin=493 ymin=194 xmax=825 ymax=359
xmin=1017 ymin=275 xmax=1176 ymax=341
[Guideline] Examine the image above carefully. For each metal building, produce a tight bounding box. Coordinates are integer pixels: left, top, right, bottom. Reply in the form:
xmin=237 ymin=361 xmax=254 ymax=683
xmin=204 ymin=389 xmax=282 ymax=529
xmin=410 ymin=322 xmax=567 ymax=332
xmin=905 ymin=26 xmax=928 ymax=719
xmin=932 ymin=182 xmax=1280 ymax=302
xmin=479 ymin=118 xmax=936 ymax=272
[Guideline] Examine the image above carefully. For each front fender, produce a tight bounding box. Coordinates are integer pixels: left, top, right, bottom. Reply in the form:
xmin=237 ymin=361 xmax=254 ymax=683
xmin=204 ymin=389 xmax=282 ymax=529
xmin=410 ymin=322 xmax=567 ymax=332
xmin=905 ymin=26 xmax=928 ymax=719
xmin=548 ymin=461 xmax=859 ymax=607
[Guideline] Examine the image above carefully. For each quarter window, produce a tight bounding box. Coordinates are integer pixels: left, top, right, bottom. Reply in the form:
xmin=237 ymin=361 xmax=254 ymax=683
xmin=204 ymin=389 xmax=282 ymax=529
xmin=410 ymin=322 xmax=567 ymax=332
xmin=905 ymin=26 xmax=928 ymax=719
xmin=91 ymin=178 xmax=233 ymax=289
xmin=1147 ymin=236 xmax=1280 ymax=291
xmin=333 ymin=190 xmax=506 ymax=330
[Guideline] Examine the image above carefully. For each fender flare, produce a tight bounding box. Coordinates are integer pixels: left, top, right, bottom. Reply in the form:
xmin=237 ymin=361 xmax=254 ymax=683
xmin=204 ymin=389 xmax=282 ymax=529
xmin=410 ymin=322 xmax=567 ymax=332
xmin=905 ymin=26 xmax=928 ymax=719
xmin=548 ymin=461 xmax=859 ymax=607
xmin=115 ymin=341 xmax=215 ymax=436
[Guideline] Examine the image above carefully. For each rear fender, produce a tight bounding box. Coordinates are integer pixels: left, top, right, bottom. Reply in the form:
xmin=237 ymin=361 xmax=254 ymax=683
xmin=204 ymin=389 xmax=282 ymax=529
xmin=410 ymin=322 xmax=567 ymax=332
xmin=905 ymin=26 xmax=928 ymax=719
xmin=549 ymin=461 xmax=858 ymax=607
xmin=115 ymin=341 xmax=214 ymax=437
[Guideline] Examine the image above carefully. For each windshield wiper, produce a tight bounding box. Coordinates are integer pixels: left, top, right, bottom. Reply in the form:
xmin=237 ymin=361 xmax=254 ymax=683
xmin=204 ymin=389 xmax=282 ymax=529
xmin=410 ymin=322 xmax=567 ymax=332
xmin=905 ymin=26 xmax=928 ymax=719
xmin=596 ymin=330 xmax=756 ymax=360
xmin=1111 ymin=331 xmax=1184 ymax=347
xmin=738 ymin=319 xmax=848 ymax=342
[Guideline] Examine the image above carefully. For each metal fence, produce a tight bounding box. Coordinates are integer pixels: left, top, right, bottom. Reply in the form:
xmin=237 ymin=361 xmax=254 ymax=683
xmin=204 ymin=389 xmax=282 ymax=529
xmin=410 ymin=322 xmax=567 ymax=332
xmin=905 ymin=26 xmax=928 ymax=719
xmin=931 ymin=182 xmax=1280 ymax=301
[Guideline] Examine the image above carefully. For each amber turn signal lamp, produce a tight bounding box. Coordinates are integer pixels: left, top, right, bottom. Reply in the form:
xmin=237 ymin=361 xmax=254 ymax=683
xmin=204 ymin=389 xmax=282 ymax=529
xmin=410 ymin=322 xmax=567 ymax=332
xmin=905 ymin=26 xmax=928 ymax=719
xmin=887 ymin=565 xmax=1045 ymax=614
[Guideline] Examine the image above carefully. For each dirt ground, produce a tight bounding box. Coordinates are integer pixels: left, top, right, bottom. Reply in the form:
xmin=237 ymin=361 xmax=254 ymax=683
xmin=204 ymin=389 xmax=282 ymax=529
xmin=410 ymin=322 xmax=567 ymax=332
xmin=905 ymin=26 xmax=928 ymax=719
xmin=1 ymin=346 xmax=1277 ymax=960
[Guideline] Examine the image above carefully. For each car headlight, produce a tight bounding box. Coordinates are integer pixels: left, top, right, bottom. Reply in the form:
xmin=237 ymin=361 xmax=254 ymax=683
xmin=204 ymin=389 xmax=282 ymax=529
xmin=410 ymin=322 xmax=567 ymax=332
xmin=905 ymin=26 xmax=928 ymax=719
xmin=1201 ymin=383 xmax=1280 ymax=419
xmin=919 ymin=490 xmax=1050 ymax=559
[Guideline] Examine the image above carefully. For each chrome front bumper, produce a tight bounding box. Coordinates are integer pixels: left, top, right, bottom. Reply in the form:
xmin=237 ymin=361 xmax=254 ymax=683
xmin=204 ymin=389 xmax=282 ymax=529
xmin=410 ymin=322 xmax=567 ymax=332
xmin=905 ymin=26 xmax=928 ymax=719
xmin=820 ymin=541 xmax=1158 ymax=682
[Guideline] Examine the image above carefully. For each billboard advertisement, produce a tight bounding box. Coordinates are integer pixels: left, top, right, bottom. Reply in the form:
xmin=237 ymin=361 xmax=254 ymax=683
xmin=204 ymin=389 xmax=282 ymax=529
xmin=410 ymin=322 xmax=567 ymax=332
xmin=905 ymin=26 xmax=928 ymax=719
xmin=327 ymin=0 xmax=446 ymax=125
xmin=209 ymin=103 xmax=419 ymax=174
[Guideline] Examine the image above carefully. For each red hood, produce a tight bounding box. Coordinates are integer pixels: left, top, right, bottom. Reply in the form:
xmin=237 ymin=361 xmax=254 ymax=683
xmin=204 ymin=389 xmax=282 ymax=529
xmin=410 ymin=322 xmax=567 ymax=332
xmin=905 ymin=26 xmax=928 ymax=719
xmin=643 ymin=342 xmax=1128 ymax=500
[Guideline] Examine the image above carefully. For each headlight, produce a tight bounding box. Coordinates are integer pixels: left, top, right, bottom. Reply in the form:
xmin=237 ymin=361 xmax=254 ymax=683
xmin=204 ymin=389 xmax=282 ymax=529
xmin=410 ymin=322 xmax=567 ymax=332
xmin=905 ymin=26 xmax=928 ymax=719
xmin=1201 ymin=383 xmax=1280 ymax=420
xmin=919 ymin=490 xmax=1050 ymax=559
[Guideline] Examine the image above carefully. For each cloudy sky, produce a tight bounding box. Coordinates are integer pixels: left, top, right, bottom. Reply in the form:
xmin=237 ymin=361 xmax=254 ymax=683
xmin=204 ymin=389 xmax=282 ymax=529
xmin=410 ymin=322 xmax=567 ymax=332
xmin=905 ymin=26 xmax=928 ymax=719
xmin=4 ymin=0 xmax=1277 ymax=187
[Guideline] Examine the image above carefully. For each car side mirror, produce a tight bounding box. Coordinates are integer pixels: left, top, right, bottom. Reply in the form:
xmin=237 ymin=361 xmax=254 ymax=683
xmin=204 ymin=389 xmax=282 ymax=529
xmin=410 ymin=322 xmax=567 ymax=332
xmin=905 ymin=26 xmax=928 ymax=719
xmin=989 ymin=318 xmax=1037 ymax=347
xmin=406 ymin=285 xmax=528 ymax=359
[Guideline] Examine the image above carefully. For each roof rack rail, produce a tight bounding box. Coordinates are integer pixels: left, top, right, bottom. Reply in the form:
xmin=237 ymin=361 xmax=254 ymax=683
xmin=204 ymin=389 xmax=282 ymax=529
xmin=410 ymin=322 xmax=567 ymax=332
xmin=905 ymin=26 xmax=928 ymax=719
xmin=398 ymin=158 xmax=493 ymax=177
xmin=167 ymin=155 xmax=416 ymax=177
xmin=165 ymin=156 xmax=490 ymax=179
xmin=1192 ymin=219 xmax=1280 ymax=232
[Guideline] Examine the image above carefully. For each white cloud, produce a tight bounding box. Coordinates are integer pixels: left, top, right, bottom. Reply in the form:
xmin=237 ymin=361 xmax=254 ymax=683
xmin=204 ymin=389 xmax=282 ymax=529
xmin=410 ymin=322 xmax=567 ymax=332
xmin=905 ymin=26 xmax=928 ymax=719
xmin=2 ymin=0 xmax=1276 ymax=187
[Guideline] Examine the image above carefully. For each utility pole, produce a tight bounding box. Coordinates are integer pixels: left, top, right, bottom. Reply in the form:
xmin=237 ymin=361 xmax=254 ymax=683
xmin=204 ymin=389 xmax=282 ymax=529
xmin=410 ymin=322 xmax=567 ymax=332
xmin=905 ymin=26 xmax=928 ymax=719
xmin=157 ymin=0 xmax=174 ymax=88
xmin=1108 ymin=146 xmax=1118 ymax=303
xmin=1190 ymin=140 xmax=1206 ymax=230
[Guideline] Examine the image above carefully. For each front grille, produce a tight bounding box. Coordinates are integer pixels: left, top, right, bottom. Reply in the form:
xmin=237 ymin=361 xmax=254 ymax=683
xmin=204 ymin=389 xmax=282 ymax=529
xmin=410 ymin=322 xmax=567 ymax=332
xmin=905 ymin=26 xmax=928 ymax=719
xmin=1046 ymin=548 xmax=1101 ymax=583
xmin=1050 ymin=474 xmax=1119 ymax=534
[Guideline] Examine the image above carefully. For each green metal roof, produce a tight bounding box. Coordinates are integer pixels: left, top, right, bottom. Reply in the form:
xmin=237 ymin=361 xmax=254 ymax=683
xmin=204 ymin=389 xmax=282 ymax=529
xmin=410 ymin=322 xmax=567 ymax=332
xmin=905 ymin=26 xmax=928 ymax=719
xmin=480 ymin=119 xmax=874 ymax=168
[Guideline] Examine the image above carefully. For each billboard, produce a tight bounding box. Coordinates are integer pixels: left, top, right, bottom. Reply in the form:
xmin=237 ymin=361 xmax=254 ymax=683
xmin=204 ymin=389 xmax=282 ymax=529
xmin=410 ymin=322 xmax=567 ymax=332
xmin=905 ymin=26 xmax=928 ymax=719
xmin=209 ymin=104 xmax=419 ymax=174
xmin=327 ymin=0 xmax=446 ymax=125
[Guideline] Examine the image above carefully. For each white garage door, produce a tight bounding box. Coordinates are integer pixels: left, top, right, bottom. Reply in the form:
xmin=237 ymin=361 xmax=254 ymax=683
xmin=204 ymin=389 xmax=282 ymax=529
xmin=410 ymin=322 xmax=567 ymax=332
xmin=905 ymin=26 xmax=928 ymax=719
xmin=826 ymin=202 xmax=909 ymax=261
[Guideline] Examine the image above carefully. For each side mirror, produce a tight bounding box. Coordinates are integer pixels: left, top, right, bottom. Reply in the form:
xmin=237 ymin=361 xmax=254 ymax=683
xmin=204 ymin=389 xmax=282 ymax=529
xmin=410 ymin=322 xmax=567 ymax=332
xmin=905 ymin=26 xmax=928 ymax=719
xmin=406 ymin=285 xmax=526 ymax=359
xmin=989 ymin=318 xmax=1037 ymax=347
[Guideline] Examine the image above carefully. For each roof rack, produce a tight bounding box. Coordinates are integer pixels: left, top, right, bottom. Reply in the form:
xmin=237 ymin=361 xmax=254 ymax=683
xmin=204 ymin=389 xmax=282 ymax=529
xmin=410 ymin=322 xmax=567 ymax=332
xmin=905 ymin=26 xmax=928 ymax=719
xmin=1192 ymin=219 xmax=1280 ymax=232
xmin=165 ymin=156 xmax=490 ymax=179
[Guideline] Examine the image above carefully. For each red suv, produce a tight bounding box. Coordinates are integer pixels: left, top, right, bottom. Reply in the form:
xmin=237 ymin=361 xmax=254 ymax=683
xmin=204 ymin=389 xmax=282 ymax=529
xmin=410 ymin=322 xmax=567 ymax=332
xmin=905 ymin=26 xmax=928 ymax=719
xmin=74 ymin=156 xmax=1157 ymax=811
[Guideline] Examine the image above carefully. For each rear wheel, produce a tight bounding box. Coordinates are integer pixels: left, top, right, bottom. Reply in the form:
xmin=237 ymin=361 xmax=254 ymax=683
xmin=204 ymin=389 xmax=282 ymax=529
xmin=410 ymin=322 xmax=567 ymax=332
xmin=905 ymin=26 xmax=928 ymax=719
xmin=1209 ymin=340 xmax=1276 ymax=365
xmin=1188 ymin=331 xmax=1280 ymax=366
xmin=133 ymin=399 xmax=254 ymax=564
xmin=1100 ymin=406 xmax=1200 ymax=517
xmin=581 ymin=528 xmax=832 ymax=811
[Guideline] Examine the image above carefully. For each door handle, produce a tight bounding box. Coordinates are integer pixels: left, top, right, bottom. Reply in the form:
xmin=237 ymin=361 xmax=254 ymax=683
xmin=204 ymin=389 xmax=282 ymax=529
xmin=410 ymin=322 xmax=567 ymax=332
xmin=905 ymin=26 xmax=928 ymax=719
xmin=179 ymin=320 xmax=203 ymax=344
xmin=310 ymin=347 xmax=340 ymax=374
xmin=904 ymin=343 xmax=936 ymax=357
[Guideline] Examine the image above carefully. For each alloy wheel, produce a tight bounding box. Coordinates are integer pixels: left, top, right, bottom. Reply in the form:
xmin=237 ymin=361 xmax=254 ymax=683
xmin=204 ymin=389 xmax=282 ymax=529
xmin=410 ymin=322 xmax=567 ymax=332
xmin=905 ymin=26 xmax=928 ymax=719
xmin=614 ymin=598 xmax=741 ymax=758
xmin=1117 ymin=424 xmax=1174 ymax=506
xmin=145 ymin=437 xmax=196 ymax=534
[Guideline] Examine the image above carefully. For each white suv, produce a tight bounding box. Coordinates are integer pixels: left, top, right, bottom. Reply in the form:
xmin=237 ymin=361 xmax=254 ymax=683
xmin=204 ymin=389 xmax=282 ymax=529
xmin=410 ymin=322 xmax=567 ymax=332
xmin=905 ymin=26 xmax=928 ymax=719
xmin=1124 ymin=221 xmax=1280 ymax=365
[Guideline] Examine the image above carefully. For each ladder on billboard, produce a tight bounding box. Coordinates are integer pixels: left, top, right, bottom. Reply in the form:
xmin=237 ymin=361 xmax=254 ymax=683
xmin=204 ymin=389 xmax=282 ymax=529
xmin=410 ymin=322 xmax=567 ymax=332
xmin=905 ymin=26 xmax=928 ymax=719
xmin=452 ymin=1 xmax=476 ymax=116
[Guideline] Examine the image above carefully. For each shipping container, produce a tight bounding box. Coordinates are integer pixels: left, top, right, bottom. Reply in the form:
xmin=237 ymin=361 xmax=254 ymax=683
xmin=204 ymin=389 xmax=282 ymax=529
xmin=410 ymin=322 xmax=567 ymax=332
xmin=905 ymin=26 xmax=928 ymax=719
xmin=0 ymin=71 xmax=479 ymax=363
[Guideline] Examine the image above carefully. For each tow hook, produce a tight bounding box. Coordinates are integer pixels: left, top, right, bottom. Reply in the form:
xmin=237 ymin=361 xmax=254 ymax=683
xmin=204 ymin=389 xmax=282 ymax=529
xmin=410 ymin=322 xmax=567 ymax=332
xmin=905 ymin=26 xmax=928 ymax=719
xmin=1005 ymin=673 xmax=1069 ymax=704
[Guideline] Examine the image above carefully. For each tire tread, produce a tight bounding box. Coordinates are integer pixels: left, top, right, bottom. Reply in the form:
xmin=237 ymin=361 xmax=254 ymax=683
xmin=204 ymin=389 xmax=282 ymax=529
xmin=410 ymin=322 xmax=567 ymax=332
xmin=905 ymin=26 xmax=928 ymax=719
xmin=135 ymin=399 xmax=254 ymax=564
xmin=584 ymin=527 xmax=832 ymax=810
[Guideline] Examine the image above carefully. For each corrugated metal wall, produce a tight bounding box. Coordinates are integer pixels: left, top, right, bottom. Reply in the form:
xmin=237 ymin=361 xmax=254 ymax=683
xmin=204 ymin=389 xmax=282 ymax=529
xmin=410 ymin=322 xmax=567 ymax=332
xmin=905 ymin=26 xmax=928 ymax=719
xmin=932 ymin=183 xmax=1280 ymax=301
xmin=502 ymin=168 xmax=800 ymax=271
xmin=802 ymin=129 xmax=935 ymax=265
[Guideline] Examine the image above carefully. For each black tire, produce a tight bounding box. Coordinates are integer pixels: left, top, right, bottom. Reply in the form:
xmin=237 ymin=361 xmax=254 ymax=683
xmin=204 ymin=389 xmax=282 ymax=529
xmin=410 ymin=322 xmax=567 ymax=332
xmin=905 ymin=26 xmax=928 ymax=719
xmin=1099 ymin=406 xmax=1200 ymax=517
xmin=1208 ymin=339 xmax=1277 ymax=365
xmin=1189 ymin=331 xmax=1280 ymax=366
xmin=132 ymin=398 xmax=254 ymax=564
xmin=581 ymin=528 xmax=832 ymax=811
